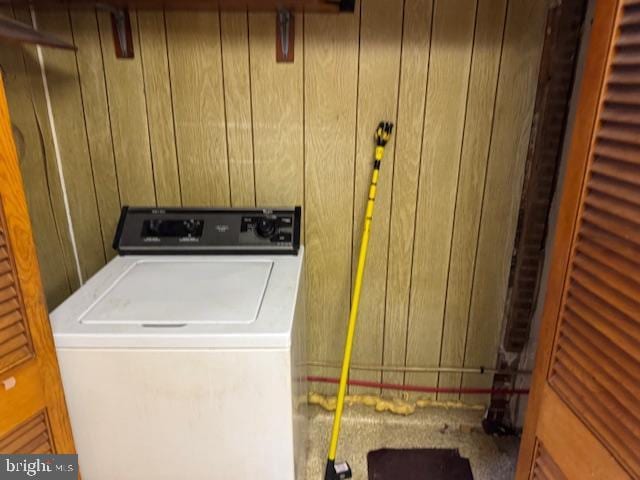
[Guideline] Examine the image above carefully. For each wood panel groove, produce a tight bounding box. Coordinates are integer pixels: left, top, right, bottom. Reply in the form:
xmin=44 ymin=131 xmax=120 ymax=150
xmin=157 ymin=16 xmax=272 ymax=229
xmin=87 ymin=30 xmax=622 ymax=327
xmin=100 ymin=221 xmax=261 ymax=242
xmin=380 ymin=0 xmax=407 ymax=376
xmin=31 ymin=9 xmax=106 ymax=281
xmin=349 ymin=0 xmax=403 ymax=394
xmin=462 ymin=0 xmax=547 ymax=403
xmin=217 ymin=9 xmax=233 ymax=208
xmin=138 ymin=10 xmax=180 ymax=206
xmin=437 ymin=0 xmax=507 ymax=400
xmin=166 ymin=10 xmax=230 ymax=206
xmin=457 ymin=6 xmax=509 ymax=387
xmin=304 ymin=5 xmax=360 ymax=391
xmin=436 ymin=0 xmax=480 ymax=399
xmin=0 ymin=1 xmax=548 ymax=406
xmin=136 ymin=12 xmax=160 ymax=207
xmin=405 ymin=0 xmax=478 ymax=398
xmin=221 ymin=10 xmax=256 ymax=207
xmin=67 ymin=10 xmax=108 ymax=262
xmin=98 ymin=9 xmax=156 ymax=207
xmin=383 ymin=0 xmax=432 ymax=387
xmin=4 ymin=6 xmax=80 ymax=307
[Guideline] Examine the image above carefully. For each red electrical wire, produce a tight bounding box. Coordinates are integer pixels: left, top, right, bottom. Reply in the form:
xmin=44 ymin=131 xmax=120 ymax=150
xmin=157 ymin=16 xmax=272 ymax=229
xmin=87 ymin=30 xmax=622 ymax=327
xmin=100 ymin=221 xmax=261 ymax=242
xmin=307 ymin=375 xmax=529 ymax=396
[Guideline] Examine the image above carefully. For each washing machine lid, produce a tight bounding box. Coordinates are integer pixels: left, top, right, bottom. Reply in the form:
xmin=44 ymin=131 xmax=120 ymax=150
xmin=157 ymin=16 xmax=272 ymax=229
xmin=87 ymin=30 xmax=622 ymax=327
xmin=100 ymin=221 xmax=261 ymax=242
xmin=80 ymin=260 xmax=272 ymax=325
xmin=50 ymin=251 xmax=303 ymax=349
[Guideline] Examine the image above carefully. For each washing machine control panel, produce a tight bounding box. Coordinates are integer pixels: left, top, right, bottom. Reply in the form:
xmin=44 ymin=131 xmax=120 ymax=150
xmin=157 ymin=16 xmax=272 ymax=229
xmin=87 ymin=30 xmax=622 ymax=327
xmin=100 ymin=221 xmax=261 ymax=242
xmin=113 ymin=206 xmax=301 ymax=255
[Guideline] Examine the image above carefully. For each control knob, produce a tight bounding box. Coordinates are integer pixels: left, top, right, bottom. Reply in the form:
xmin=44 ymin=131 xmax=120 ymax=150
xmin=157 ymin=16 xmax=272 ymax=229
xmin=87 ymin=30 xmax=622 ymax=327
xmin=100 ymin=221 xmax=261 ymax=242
xmin=256 ymin=217 xmax=277 ymax=238
xmin=183 ymin=219 xmax=198 ymax=235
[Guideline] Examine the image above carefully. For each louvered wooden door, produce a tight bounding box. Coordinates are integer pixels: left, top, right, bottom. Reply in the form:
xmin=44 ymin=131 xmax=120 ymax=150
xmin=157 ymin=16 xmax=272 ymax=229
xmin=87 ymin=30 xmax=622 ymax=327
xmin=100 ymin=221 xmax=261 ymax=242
xmin=0 ymin=75 xmax=75 ymax=454
xmin=516 ymin=0 xmax=640 ymax=478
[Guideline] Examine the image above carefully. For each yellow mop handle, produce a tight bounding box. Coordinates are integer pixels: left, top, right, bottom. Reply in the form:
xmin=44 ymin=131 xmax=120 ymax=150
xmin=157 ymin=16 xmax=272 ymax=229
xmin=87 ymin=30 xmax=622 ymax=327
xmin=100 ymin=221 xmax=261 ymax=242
xmin=326 ymin=122 xmax=393 ymax=473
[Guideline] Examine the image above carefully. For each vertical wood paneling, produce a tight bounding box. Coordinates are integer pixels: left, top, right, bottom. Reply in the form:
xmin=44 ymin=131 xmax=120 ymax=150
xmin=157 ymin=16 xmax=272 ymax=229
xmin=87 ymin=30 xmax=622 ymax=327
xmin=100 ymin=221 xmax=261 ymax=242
xmin=249 ymin=13 xmax=303 ymax=207
xmin=437 ymin=0 xmax=507 ymax=400
xmin=98 ymin=10 xmax=156 ymax=206
xmin=350 ymin=0 xmax=403 ymax=393
xmin=138 ymin=11 xmax=182 ymax=206
xmin=405 ymin=0 xmax=477 ymax=397
xmin=69 ymin=10 xmax=121 ymax=261
xmin=33 ymin=10 xmax=106 ymax=281
xmin=462 ymin=0 xmax=547 ymax=403
xmin=0 ymin=8 xmax=75 ymax=308
xmin=221 ymin=12 xmax=256 ymax=207
xmin=166 ymin=11 xmax=230 ymax=206
xmin=304 ymin=6 xmax=360 ymax=393
xmin=1 ymin=1 xmax=548 ymax=405
xmin=382 ymin=0 xmax=433 ymax=387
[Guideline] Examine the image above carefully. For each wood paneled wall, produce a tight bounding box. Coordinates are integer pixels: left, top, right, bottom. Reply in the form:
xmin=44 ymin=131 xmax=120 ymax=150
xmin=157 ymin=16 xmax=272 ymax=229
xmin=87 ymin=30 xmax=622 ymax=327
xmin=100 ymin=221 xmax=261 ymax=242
xmin=0 ymin=0 xmax=547 ymax=402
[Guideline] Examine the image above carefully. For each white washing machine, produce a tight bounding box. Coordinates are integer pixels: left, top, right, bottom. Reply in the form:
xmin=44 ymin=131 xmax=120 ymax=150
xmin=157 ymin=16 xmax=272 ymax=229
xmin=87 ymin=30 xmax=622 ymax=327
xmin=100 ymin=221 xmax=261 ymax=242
xmin=51 ymin=207 xmax=306 ymax=480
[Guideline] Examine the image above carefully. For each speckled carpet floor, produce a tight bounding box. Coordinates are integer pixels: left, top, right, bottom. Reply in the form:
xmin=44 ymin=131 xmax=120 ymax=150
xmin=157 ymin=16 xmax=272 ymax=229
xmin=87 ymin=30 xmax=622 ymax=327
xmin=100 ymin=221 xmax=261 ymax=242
xmin=304 ymin=404 xmax=519 ymax=480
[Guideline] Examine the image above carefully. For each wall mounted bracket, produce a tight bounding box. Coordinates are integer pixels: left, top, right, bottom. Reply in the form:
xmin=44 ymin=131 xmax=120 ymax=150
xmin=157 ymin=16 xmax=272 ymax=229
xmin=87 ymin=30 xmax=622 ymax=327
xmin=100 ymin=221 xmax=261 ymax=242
xmin=111 ymin=8 xmax=133 ymax=58
xmin=276 ymin=9 xmax=293 ymax=63
xmin=97 ymin=4 xmax=133 ymax=58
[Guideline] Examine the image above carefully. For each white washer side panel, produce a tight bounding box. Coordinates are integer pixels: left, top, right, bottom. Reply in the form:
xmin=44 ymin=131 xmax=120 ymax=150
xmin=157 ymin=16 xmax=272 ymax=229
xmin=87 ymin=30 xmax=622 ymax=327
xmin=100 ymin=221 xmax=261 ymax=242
xmin=58 ymin=348 xmax=295 ymax=480
xmin=291 ymin=267 xmax=307 ymax=479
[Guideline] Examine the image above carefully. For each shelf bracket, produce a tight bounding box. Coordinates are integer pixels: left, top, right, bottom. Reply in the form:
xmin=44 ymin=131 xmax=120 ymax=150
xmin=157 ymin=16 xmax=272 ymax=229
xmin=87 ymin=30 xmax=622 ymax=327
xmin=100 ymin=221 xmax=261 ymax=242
xmin=111 ymin=8 xmax=133 ymax=58
xmin=276 ymin=9 xmax=293 ymax=63
xmin=97 ymin=4 xmax=133 ymax=59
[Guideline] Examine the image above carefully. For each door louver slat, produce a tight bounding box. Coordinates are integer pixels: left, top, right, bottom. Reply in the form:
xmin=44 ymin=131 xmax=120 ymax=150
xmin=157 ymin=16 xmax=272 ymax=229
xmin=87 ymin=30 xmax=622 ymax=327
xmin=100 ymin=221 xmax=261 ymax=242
xmin=566 ymin=291 xmax=640 ymax=362
xmin=567 ymin=298 xmax=640 ymax=372
xmin=531 ymin=443 xmax=566 ymax=480
xmin=580 ymin=221 xmax=639 ymax=265
xmin=0 ymin=199 xmax=33 ymax=374
xmin=589 ymin=172 xmax=640 ymax=207
xmin=556 ymin=331 xmax=640 ymax=421
xmin=553 ymin=363 xmax=640 ymax=472
xmin=598 ymin=122 xmax=640 ymax=146
xmin=0 ymin=411 xmax=53 ymax=454
xmin=548 ymin=2 xmax=640 ymax=476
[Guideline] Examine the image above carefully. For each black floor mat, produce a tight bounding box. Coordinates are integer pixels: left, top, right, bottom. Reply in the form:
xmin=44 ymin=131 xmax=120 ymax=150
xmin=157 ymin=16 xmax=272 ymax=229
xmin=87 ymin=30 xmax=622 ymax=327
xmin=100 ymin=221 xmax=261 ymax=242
xmin=367 ymin=448 xmax=474 ymax=480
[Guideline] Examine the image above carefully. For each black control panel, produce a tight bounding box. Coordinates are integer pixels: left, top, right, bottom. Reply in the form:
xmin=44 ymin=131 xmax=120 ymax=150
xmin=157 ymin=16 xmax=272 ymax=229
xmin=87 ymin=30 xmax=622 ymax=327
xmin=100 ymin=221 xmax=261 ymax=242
xmin=113 ymin=206 xmax=301 ymax=255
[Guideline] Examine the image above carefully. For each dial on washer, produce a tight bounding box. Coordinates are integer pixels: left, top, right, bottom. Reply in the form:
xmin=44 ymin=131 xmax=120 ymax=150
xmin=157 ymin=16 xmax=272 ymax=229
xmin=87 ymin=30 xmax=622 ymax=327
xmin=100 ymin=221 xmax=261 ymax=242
xmin=256 ymin=217 xmax=277 ymax=238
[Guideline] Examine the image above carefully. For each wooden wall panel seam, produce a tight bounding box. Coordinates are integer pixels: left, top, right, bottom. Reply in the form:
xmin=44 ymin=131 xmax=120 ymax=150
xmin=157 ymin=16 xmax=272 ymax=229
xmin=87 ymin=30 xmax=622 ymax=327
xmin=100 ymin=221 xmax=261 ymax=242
xmin=304 ymin=2 xmax=359 ymax=394
xmin=379 ymin=0 xmax=406 ymax=381
xmin=31 ymin=9 xmax=106 ymax=284
xmin=137 ymin=14 xmax=159 ymax=207
xmin=166 ymin=9 xmax=231 ymax=206
xmin=221 ymin=10 xmax=256 ymax=207
xmin=461 ymin=0 xmax=548 ymax=403
xmin=0 ymin=0 xmax=549 ymax=406
xmin=435 ymin=0 xmax=480 ymax=401
xmin=348 ymin=0 xmax=363 ymax=306
xmin=245 ymin=11 xmax=258 ymax=207
xmin=382 ymin=0 xmax=432 ymax=387
xmin=5 ymin=15 xmax=78 ymax=304
xmin=69 ymin=9 xmax=122 ymax=262
xmin=137 ymin=11 xmax=176 ymax=208
xmin=66 ymin=11 xmax=108 ymax=262
xmin=349 ymin=0 xmax=404 ymax=394
xmin=217 ymin=9 xmax=233 ymax=207
xmin=405 ymin=0 xmax=478 ymax=397
xmin=401 ymin=0 xmax=435 ymax=387
xmin=443 ymin=0 xmax=509 ymax=399
xmin=162 ymin=10 xmax=184 ymax=206
xmin=94 ymin=8 xmax=124 ymax=208
xmin=98 ymin=9 xmax=157 ymax=207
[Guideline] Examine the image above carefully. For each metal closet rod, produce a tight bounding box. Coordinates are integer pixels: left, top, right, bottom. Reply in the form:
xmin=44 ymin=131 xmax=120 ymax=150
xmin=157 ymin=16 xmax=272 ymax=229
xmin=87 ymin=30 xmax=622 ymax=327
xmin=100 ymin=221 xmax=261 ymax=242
xmin=305 ymin=361 xmax=532 ymax=376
